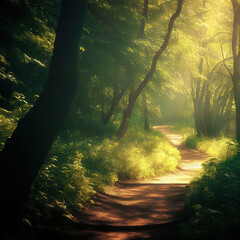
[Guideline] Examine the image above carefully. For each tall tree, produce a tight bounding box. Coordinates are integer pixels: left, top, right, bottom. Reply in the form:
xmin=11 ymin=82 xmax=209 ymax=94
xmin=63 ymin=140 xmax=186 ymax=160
xmin=231 ymin=0 xmax=240 ymax=142
xmin=0 ymin=0 xmax=87 ymax=234
xmin=117 ymin=0 xmax=184 ymax=138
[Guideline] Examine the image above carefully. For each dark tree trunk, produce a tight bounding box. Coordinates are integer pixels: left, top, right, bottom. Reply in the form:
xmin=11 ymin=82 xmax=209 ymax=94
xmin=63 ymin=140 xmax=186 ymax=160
xmin=0 ymin=0 xmax=86 ymax=235
xmin=117 ymin=0 xmax=184 ymax=138
xmin=231 ymin=0 xmax=240 ymax=142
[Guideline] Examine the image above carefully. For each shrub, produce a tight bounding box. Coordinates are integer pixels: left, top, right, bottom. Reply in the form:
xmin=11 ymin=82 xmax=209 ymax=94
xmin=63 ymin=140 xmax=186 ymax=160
xmin=185 ymin=134 xmax=237 ymax=160
xmin=185 ymin=134 xmax=199 ymax=149
xmin=182 ymin=155 xmax=240 ymax=240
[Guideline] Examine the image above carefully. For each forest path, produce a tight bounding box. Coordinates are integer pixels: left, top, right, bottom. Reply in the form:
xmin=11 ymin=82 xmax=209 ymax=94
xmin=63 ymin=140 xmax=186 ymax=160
xmin=65 ymin=125 xmax=209 ymax=240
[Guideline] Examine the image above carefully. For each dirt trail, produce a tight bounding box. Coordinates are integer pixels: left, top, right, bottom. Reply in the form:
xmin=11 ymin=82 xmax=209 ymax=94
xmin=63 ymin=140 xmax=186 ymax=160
xmin=66 ymin=126 xmax=209 ymax=240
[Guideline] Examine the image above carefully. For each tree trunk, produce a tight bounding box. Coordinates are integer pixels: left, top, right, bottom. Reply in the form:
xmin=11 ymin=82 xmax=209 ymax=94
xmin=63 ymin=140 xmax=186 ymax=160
xmin=117 ymin=0 xmax=184 ymax=138
xmin=117 ymin=84 xmax=135 ymax=138
xmin=102 ymin=87 xmax=126 ymax=125
xmin=117 ymin=98 xmax=135 ymax=138
xmin=0 ymin=0 xmax=86 ymax=234
xmin=231 ymin=0 xmax=240 ymax=142
xmin=102 ymin=66 xmax=128 ymax=126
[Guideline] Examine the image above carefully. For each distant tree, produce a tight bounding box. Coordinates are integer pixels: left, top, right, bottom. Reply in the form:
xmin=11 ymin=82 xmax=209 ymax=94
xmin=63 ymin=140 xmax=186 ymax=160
xmin=0 ymin=0 xmax=86 ymax=234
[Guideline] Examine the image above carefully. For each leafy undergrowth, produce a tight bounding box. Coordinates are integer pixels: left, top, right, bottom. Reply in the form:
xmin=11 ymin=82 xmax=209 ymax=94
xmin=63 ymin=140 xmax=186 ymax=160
xmin=26 ymin=128 xmax=180 ymax=227
xmin=179 ymin=128 xmax=240 ymax=239
xmin=182 ymin=154 xmax=240 ymax=240
xmin=185 ymin=134 xmax=237 ymax=160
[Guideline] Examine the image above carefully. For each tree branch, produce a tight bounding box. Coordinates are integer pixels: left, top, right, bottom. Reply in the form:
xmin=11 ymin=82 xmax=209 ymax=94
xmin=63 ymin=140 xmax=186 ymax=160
xmin=134 ymin=0 xmax=184 ymax=101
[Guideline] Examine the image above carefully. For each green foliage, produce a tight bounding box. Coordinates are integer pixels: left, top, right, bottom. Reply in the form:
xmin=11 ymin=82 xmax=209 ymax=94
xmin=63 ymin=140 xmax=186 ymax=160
xmin=181 ymin=129 xmax=239 ymax=240
xmin=197 ymin=138 xmax=237 ymax=160
xmin=182 ymin=154 xmax=240 ymax=240
xmin=185 ymin=134 xmax=199 ymax=149
xmin=116 ymin=129 xmax=180 ymax=179
xmin=0 ymin=110 xmax=16 ymax=149
xmin=0 ymin=0 xmax=57 ymax=100
xmin=28 ymin=150 xmax=95 ymax=221
xmin=185 ymin=133 xmax=237 ymax=160
xmin=0 ymin=93 xmax=31 ymax=149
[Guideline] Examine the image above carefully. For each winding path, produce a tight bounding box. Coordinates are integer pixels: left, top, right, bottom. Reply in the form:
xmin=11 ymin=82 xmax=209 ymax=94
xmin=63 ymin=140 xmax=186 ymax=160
xmin=66 ymin=126 xmax=209 ymax=240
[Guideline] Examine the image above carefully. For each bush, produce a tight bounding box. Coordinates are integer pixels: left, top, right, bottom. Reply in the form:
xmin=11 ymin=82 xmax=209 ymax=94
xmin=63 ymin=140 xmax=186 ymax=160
xmin=182 ymin=155 xmax=240 ymax=240
xmin=185 ymin=134 xmax=237 ymax=160
xmin=182 ymin=131 xmax=239 ymax=240
xmin=185 ymin=134 xmax=199 ymax=149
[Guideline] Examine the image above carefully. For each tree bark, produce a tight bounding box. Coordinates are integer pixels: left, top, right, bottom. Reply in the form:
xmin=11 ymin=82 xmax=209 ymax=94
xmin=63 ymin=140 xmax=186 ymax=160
xmin=117 ymin=0 xmax=184 ymax=138
xmin=231 ymin=0 xmax=240 ymax=142
xmin=0 ymin=0 xmax=86 ymax=234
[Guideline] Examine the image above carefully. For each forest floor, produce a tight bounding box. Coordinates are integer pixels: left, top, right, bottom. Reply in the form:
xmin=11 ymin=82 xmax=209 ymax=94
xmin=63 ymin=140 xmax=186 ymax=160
xmin=58 ymin=125 xmax=209 ymax=240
